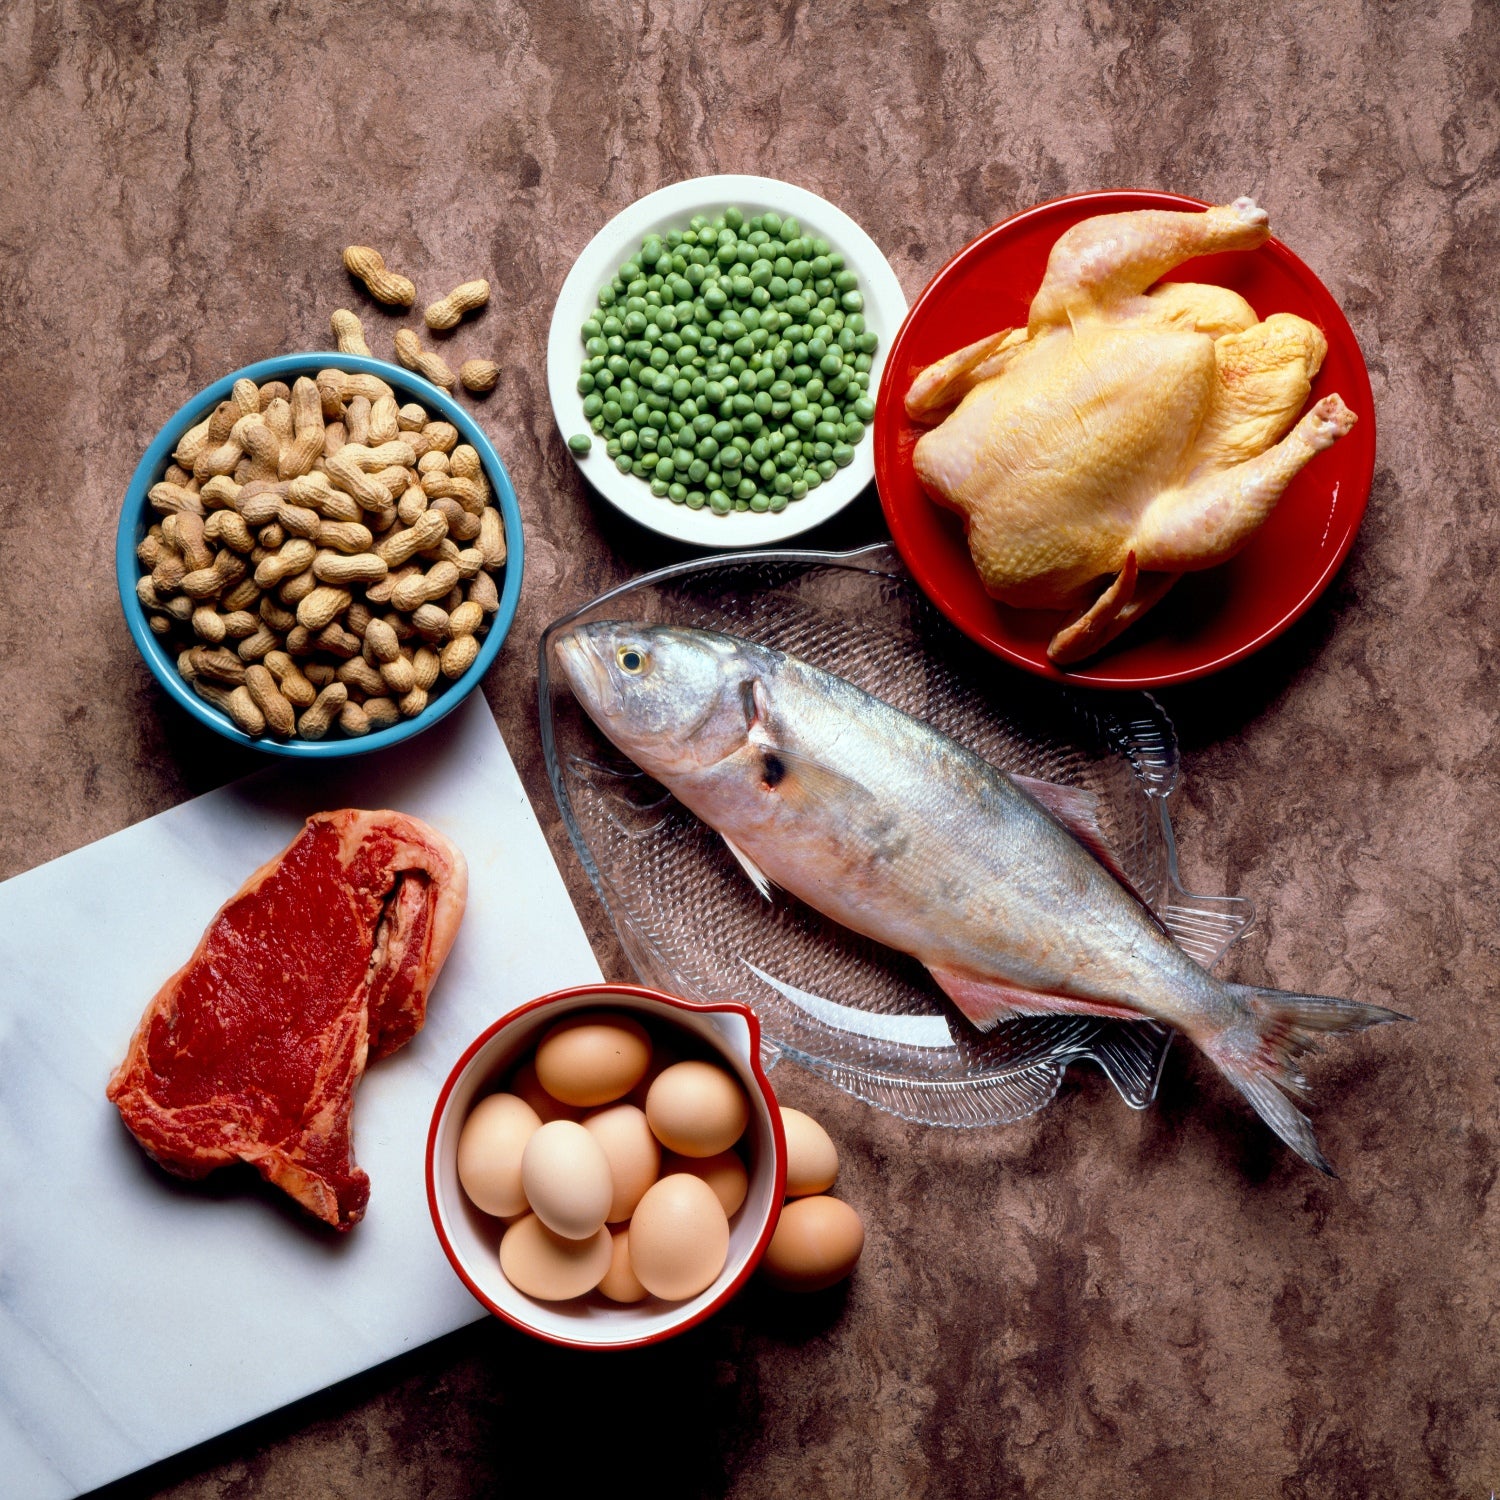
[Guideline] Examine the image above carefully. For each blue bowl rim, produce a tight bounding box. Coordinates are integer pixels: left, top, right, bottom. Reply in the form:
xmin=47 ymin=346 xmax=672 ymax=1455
xmin=116 ymin=352 xmax=524 ymax=758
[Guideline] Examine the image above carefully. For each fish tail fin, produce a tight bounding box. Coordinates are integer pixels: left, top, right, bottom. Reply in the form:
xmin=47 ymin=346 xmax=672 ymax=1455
xmin=1204 ymin=984 xmax=1411 ymax=1175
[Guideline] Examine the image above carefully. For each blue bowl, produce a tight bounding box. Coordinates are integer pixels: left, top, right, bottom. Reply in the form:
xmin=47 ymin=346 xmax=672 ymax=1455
xmin=117 ymin=353 xmax=524 ymax=757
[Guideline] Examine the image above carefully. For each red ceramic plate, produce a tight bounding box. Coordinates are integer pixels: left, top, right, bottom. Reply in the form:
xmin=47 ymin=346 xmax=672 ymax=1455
xmin=874 ymin=190 xmax=1375 ymax=689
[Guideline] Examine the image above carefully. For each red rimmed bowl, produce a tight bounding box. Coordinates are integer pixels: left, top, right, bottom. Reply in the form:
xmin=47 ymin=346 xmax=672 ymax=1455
xmin=426 ymin=983 xmax=787 ymax=1349
xmin=874 ymin=190 xmax=1376 ymax=689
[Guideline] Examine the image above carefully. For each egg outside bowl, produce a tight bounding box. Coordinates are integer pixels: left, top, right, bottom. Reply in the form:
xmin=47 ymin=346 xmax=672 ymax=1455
xmin=546 ymin=173 xmax=909 ymax=548
xmin=427 ymin=984 xmax=787 ymax=1350
xmin=116 ymin=353 xmax=524 ymax=758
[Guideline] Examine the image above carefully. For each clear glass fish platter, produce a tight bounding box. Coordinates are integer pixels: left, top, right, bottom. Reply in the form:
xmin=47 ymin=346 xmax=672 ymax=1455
xmin=538 ymin=542 xmax=1253 ymax=1128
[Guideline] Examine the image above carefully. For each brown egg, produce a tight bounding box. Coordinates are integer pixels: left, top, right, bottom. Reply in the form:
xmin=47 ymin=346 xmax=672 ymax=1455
xmin=456 ymin=1093 xmax=541 ymax=1218
xmin=535 ymin=1012 xmax=652 ymax=1107
xmin=624 ymin=1038 xmax=681 ymax=1109
xmin=597 ymin=1226 xmax=648 ymax=1304
xmin=780 ymin=1107 xmax=839 ymax=1197
xmin=661 ymin=1148 xmax=749 ymax=1218
xmin=520 ymin=1120 xmax=613 ymax=1240
xmin=499 ymin=1214 xmax=612 ymax=1301
xmin=628 ymin=1173 xmax=730 ymax=1301
xmin=645 ymin=1061 xmax=748 ymax=1157
xmin=509 ymin=1058 xmax=584 ymax=1123
xmin=760 ymin=1196 xmax=864 ymax=1293
xmin=583 ymin=1103 xmax=661 ymax=1223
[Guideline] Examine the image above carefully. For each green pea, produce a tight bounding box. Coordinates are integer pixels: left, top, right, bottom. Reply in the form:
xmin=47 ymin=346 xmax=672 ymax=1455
xmin=817 ymin=458 xmax=837 ymax=480
xmin=668 ymin=483 xmax=687 ymax=503
xmin=843 ymin=419 xmax=866 ymax=445
xmin=709 ymin=489 xmax=732 ymax=515
xmin=568 ymin=432 xmax=592 ymax=455
xmin=685 ymin=490 xmax=706 ymax=509
xmin=615 ymin=453 xmax=632 ymax=473
xmin=695 ymin=435 xmax=719 ymax=460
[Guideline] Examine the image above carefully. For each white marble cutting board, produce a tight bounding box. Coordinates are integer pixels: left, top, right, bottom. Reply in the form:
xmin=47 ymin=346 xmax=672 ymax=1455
xmin=0 ymin=695 xmax=603 ymax=1499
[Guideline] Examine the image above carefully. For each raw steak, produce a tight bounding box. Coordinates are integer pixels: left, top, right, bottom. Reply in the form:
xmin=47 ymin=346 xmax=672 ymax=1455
xmin=106 ymin=809 xmax=468 ymax=1230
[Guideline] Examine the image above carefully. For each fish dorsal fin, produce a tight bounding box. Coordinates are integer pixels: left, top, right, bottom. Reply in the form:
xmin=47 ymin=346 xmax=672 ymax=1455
xmin=1008 ymin=774 xmax=1111 ymax=857
xmin=1008 ymin=773 xmax=1173 ymax=942
xmin=723 ymin=835 xmax=774 ymax=900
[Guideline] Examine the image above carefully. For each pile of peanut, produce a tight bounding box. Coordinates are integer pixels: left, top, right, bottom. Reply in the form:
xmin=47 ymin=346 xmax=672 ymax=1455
xmin=136 ymin=368 xmax=506 ymax=741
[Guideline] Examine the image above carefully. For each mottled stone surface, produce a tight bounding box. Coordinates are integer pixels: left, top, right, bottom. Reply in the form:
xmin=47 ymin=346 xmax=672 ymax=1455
xmin=1 ymin=0 xmax=1497 ymax=1495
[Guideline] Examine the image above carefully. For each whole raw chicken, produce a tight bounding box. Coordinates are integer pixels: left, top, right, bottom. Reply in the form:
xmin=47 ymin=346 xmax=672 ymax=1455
xmin=906 ymin=198 xmax=1356 ymax=664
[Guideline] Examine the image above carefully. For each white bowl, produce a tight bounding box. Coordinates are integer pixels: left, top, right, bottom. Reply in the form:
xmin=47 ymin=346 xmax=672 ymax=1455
xmin=426 ymin=983 xmax=787 ymax=1349
xmin=547 ymin=174 xmax=908 ymax=548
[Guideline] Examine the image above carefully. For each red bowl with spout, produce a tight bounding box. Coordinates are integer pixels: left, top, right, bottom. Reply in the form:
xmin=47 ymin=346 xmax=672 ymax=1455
xmin=427 ymin=983 xmax=787 ymax=1349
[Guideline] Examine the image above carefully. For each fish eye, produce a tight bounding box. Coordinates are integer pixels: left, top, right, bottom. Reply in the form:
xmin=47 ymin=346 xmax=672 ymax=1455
xmin=616 ymin=646 xmax=647 ymax=674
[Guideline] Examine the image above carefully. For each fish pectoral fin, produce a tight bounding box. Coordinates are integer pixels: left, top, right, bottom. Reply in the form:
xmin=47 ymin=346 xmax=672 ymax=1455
xmin=1007 ymin=773 xmax=1172 ymax=941
xmin=747 ymin=738 xmax=878 ymax=812
xmin=927 ymin=964 xmax=1146 ymax=1032
xmin=743 ymin=675 xmax=876 ymax=810
xmin=722 ymin=835 xmax=774 ymax=900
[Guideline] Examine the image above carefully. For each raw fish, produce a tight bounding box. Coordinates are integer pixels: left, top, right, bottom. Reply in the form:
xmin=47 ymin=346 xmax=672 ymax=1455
xmin=555 ymin=620 xmax=1405 ymax=1173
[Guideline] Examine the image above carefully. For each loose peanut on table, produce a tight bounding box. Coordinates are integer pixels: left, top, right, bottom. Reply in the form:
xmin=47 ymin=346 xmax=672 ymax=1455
xmin=342 ymin=247 xmax=416 ymax=308
xmin=330 ymin=310 xmax=372 ymax=357
xmin=138 ymin=368 xmax=508 ymax=741
xmin=394 ymin=328 xmax=456 ymax=390
xmin=424 ymin=280 xmax=491 ymax=331
xmin=459 ymin=359 xmax=500 ymax=394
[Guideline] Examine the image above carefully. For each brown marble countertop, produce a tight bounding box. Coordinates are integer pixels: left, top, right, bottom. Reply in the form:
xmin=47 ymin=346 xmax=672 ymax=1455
xmin=3 ymin=2 xmax=1497 ymax=1495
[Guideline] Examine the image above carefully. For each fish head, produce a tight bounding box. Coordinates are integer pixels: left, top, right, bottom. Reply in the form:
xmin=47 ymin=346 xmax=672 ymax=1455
xmin=554 ymin=621 xmax=754 ymax=778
